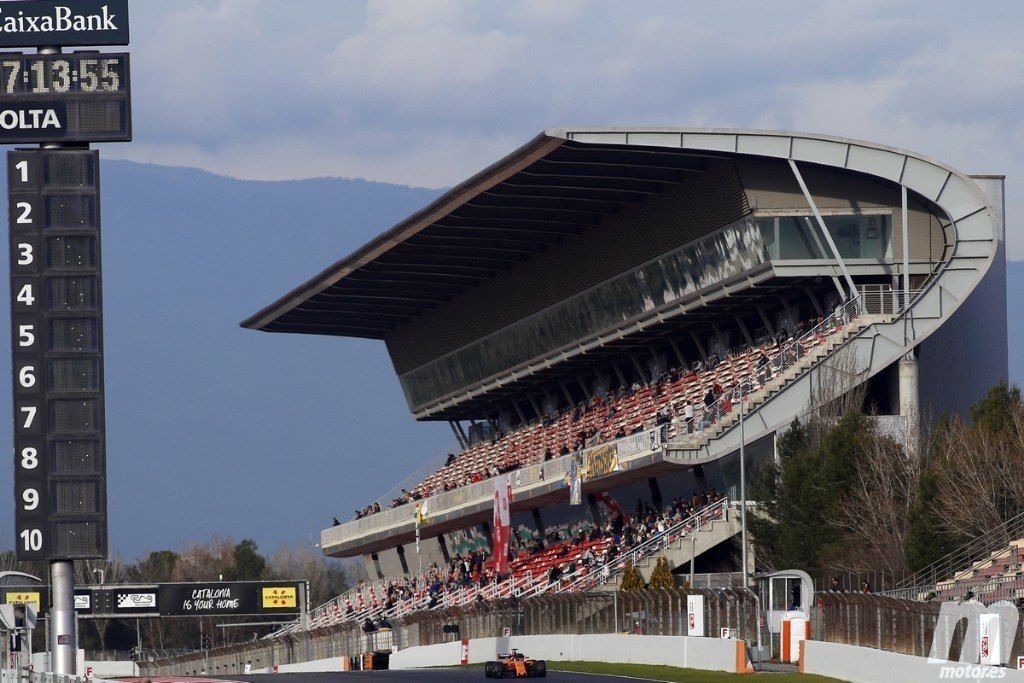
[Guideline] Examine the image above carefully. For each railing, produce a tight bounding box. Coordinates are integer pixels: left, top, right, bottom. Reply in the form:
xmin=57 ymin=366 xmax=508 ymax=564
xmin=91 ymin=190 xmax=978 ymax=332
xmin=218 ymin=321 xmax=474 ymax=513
xmin=552 ymin=498 xmax=730 ymax=595
xmin=324 ymin=426 xmax=664 ymax=548
xmin=2 ymin=673 xmax=95 ymax=683
xmin=933 ymin=572 xmax=1024 ymax=604
xmin=141 ymin=587 xmax=760 ymax=677
xmin=303 ymin=498 xmax=730 ymax=634
xmin=669 ymin=295 xmax=867 ymax=447
xmin=811 ymin=591 xmax=1024 ymax=663
xmin=336 ymin=287 xmax=916 ymax=547
xmin=888 ymin=509 xmax=1024 ymax=599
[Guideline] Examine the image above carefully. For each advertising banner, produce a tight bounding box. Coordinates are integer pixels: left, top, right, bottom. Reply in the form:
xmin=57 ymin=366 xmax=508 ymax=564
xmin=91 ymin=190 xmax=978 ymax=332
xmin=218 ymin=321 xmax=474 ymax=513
xmin=583 ymin=443 xmax=619 ymax=480
xmin=158 ymin=581 xmax=303 ymax=616
xmin=492 ymin=475 xmax=512 ymax=574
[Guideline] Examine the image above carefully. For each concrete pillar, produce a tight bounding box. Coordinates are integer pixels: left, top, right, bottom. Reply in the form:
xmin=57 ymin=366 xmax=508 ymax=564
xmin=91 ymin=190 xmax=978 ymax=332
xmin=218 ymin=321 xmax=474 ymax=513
xmin=899 ymin=353 xmax=919 ymax=454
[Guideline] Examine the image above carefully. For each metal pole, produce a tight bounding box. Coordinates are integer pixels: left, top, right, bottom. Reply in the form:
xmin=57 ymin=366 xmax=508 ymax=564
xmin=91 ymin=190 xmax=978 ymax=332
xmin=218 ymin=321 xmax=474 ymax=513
xmin=901 ymin=185 xmax=910 ymax=305
xmin=613 ymin=591 xmax=618 ymax=633
xmin=37 ymin=43 xmax=78 ymax=677
xmin=416 ymin=525 xmax=422 ymax=575
xmin=739 ymin=388 xmax=748 ymax=589
xmin=49 ymin=561 xmax=77 ymax=675
xmin=690 ymin=533 xmax=696 ymax=585
xmin=788 ymin=159 xmax=858 ymax=298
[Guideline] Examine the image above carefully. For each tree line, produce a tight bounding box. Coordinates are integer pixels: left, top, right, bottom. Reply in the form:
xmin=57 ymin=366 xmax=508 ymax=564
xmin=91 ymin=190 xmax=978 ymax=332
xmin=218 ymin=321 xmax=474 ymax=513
xmin=750 ymin=383 xmax=1024 ymax=586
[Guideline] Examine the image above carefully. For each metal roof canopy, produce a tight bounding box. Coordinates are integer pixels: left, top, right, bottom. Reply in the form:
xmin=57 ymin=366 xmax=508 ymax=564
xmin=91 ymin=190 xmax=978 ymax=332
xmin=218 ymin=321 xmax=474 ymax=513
xmin=240 ymin=134 xmax=720 ymax=337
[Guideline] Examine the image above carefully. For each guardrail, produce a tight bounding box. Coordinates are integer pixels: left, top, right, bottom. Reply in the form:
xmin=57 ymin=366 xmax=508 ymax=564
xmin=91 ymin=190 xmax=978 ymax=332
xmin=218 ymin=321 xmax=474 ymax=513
xmin=140 ymin=587 xmax=759 ymax=677
xmin=322 ymin=427 xmax=663 ymax=550
xmin=886 ymin=509 xmax=1024 ymax=600
xmin=333 ymin=288 xmax=914 ymax=551
xmin=551 ymin=498 xmax=729 ymax=595
xmin=1 ymin=672 xmax=96 ymax=683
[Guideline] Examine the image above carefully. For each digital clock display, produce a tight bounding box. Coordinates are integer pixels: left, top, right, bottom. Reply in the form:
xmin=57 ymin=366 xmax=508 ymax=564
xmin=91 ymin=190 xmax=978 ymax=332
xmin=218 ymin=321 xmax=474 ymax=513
xmin=0 ymin=52 xmax=127 ymax=95
xmin=0 ymin=52 xmax=131 ymax=143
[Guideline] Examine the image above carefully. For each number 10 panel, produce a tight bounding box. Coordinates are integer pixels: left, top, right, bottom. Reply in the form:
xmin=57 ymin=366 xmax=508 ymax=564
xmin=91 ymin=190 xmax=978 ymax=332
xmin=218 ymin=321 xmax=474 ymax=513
xmin=8 ymin=148 xmax=107 ymax=561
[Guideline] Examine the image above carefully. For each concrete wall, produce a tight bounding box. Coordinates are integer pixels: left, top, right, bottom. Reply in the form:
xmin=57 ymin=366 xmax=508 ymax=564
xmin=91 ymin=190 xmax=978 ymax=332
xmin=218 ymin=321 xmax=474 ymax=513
xmin=388 ymin=634 xmax=740 ymax=673
xmin=30 ymin=653 xmax=138 ymax=679
xmin=802 ymin=640 xmax=1024 ymax=683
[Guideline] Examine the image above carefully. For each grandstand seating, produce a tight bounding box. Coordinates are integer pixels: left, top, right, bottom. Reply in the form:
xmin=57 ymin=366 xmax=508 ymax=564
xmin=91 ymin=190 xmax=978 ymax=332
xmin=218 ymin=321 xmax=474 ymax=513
xmin=934 ymin=539 xmax=1024 ymax=603
xmin=400 ymin=311 xmax=851 ymax=504
xmin=297 ymin=496 xmax=728 ymax=634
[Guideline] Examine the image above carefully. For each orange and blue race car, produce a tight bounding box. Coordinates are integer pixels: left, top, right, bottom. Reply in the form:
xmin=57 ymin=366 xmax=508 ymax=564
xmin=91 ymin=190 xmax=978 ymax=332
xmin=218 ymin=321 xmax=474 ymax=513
xmin=484 ymin=649 xmax=547 ymax=678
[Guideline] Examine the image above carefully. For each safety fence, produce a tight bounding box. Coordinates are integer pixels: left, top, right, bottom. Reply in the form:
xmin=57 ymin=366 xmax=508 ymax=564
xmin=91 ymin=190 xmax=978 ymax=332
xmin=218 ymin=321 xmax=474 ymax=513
xmin=138 ymin=587 xmax=757 ymax=676
xmin=812 ymin=593 xmax=1024 ymax=663
xmin=2 ymin=673 xmax=102 ymax=683
xmin=139 ymin=591 xmax=1024 ymax=675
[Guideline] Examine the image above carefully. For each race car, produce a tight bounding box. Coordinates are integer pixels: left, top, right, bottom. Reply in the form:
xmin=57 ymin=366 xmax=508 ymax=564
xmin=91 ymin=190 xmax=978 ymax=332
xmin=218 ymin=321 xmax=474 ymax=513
xmin=484 ymin=649 xmax=547 ymax=678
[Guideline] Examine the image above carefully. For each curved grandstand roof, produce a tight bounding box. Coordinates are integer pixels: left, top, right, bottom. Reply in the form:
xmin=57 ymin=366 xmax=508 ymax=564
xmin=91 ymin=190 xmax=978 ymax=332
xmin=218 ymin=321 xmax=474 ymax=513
xmin=241 ymin=127 xmax=990 ymax=340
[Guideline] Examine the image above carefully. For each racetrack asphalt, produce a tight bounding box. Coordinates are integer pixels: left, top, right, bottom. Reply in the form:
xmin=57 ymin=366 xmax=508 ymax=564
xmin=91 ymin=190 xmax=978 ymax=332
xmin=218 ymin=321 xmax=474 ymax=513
xmin=224 ymin=668 xmax=652 ymax=682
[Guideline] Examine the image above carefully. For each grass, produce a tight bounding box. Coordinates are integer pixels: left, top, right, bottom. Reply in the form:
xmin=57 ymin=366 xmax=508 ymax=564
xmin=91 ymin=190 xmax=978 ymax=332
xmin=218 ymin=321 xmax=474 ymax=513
xmin=546 ymin=660 xmax=842 ymax=681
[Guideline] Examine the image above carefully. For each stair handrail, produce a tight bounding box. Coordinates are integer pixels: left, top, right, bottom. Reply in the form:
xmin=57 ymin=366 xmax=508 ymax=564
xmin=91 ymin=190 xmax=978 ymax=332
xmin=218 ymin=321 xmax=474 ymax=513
xmin=541 ymin=497 xmax=730 ymax=596
xmin=890 ymin=508 xmax=1024 ymax=595
xmin=673 ymin=295 xmax=866 ymax=446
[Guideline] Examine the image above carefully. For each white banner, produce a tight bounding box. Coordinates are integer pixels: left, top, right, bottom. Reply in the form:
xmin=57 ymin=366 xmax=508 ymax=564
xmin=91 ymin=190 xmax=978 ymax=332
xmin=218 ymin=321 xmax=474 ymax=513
xmin=687 ymin=594 xmax=705 ymax=637
xmin=617 ymin=428 xmax=662 ymax=459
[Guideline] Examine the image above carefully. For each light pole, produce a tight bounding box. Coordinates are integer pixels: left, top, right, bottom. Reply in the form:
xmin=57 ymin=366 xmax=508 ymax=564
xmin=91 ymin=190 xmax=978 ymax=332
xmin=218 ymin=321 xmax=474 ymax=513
xmin=739 ymin=385 xmax=749 ymax=588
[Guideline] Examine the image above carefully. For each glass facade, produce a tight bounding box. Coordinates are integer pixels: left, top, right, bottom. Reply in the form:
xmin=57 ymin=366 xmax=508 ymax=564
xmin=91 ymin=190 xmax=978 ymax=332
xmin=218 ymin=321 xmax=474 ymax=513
xmin=756 ymin=213 xmax=892 ymax=260
xmin=401 ymin=211 xmax=893 ymax=412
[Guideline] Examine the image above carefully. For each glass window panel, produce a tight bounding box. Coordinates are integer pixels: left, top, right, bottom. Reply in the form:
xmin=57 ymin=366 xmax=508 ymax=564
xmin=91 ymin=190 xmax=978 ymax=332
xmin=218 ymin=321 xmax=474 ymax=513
xmin=399 ymin=212 xmax=890 ymax=409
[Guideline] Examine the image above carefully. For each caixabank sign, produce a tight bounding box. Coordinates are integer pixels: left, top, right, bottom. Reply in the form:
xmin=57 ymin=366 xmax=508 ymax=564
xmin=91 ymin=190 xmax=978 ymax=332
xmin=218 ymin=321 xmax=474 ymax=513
xmin=0 ymin=1 xmax=128 ymax=48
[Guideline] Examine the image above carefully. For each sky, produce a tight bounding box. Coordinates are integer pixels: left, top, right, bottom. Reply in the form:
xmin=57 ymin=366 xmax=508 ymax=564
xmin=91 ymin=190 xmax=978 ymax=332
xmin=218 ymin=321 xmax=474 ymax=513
xmin=110 ymin=0 xmax=1024 ymax=256
xmin=2 ymin=1 xmax=1023 ymax=561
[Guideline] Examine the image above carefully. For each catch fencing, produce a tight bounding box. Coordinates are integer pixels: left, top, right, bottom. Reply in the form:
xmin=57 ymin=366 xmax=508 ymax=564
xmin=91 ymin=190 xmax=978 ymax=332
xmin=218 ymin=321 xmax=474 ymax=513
xmin=139 ymin=590 xmax=1024 ymax=676
xmin=139 ymin=587 xmax=757 ymax=676
xmin=813 ymin=592 xmax=1024 ymax=663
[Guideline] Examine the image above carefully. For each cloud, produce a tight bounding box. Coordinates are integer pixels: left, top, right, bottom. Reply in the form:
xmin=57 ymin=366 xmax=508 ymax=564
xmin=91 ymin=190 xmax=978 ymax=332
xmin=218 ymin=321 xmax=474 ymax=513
xmin=326 ymin=1 xmax=527 ymax=100
xmin=107 ymin=1 xmax=1024 ymax=256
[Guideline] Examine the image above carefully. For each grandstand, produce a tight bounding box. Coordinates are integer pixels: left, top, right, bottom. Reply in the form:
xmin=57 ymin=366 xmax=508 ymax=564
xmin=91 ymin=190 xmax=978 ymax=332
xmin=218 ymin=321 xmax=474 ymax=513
xmin=242 ymin=128 xmax=1006 ymax=627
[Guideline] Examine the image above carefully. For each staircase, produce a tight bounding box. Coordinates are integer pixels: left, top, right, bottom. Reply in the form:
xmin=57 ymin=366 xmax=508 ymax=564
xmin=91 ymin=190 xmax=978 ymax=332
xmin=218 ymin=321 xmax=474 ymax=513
xmin=885 ymin=509 xmax=1024 ymax=601
xmin=552 ymin=499 xmax=739 ymax=593
xmin=608 ymin=506 xmax=740 ymax=586
xmin=669 ymin=300 xmax=889 ymax=453
xmin=727 ymin=318 xmax=883 ymax=428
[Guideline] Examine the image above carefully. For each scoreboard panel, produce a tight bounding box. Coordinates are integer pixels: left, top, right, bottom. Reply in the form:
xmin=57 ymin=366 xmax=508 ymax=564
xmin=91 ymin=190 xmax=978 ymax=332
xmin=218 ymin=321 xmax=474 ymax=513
xmin=9 ymin=148 xmax=106 ymax=561
xmin=0 ymin=52 xmax=130 ymax=142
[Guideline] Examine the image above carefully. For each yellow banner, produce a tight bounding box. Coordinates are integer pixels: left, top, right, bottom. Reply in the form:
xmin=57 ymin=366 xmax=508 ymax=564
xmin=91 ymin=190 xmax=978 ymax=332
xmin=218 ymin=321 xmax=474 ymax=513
xmin=261 ymin=586 xmax=297 ymax=608
xmin=584 ymin=443 xmax=619 ymax=480
xmin=4 ymin=591 xmax=40 ymax=607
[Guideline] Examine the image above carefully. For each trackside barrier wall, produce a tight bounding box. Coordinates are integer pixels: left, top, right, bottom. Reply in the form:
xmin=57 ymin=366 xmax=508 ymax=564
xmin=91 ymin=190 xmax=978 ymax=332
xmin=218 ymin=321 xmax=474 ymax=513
xmin=802 ymin=641 xmax=1024 ymax=683
xmin=388 ymin=634 xmax=740 ymax=672
xmin=138 ymin=588 xmax=757 ymax=676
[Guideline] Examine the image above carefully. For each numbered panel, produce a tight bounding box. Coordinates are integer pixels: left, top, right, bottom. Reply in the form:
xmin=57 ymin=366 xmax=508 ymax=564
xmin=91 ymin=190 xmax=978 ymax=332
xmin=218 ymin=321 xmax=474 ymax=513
xmin=9 ymin=149 xmax=106 ymax=561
